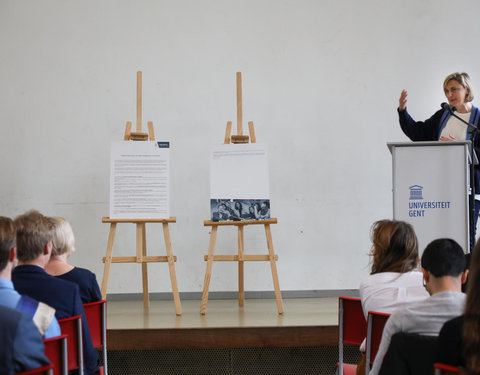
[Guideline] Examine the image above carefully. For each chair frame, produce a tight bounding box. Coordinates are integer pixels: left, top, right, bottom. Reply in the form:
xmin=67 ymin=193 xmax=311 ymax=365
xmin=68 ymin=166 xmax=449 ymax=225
xmin=83 ymin=300 xmax=108 ymax=375
xmin=43 ymin=334 xmax=68 ymax=375
xmin=434 ymin=363 xmax=460 ymax=375
xmin=58 ymin=315 xmax=84 ymax=375
xmin=338 ymin=296 xmax=367 ymax=375
xmin=365 ymin=311 xmax=390 ymax=375
xmin=15 ymin=364 xmax=54 ymax=375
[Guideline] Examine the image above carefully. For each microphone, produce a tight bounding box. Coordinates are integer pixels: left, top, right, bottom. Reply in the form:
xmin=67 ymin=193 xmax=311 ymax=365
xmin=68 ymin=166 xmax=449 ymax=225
xmin=441 ymin=102 xmax=457 ymax=112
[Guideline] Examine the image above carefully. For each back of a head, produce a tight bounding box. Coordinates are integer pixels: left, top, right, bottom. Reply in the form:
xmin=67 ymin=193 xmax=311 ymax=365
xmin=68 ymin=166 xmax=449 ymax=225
xmin=50 ymin=217 xmax=75 ymax=256
xmin=371 ymin=219 xmax=419 ymax=274
xmin=0 ymin=217 xmax=15 ymax=271
xmin=14 ymin=210 xmax=54 ymax=262
xmin=421 ymin=238 xmax=465 ymax=277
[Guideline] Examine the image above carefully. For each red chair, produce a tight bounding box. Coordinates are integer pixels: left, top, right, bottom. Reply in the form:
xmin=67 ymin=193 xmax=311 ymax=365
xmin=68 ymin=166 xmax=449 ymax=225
xmin=15 ymin=364 xmax=54 ymax=375
xmin=434 ymin=363 xmax=460 ymax=375
xmin=43 ymin=334 xmax=68 ymax=375
xmin=58 ymin=315 xmax=83 ymax=375
xmin=365 ymin=311 xmax=390 ymax=375
xmin=337 ymin=296 xmax=368 ymax=375
xmin=83 ymin=300 xmax=108 ymax=375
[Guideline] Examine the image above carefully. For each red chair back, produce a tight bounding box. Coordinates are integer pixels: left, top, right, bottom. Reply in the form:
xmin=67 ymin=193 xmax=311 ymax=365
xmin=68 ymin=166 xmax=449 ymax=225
xmin=43 ymin=334 xmax=68 ymax=375
xmin=339 ymin=297 xmax=367 ymax=345
xmin=14 ymin=364 xmax=54 ymax=375
xmin=337 ymin=297 xmax=367 ymax=375
xmin=83 ymin=300 xmax=107 ymax=375
xmin=365 ymin=311 xmax=390 ymax=374
xmin=58 ymin=315 xmax=83 ymax=375
xmin=434 ymin=363 xmax=460 ymax=375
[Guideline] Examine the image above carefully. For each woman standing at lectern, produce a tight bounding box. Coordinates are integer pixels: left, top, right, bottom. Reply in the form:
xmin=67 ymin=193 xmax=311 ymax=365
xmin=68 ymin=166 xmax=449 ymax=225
xmin=398 ymin=72 xmax=480 ymax=248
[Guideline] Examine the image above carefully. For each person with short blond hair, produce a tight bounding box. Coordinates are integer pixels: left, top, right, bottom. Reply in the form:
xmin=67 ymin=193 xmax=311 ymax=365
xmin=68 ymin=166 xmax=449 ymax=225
xmin=12 ymin=210 xmax=99 ymax=375
xmin=45 ymin=217 xmax=101 ymax=303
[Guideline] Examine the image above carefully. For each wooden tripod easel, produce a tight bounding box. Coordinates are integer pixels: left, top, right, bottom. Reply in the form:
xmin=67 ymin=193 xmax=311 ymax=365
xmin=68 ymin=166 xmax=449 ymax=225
xmin=200 ymin=72 xmax=284 ymax=315
xmin=101 ymin=71 xmax=182 ymax=314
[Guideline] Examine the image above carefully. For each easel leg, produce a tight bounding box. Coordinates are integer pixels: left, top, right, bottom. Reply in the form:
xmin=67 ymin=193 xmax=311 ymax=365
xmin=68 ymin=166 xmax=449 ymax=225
xmin=163 ymin=223 xmax=182 ymax=315
xmin=265 ymin=224 xmax=284 ymax=314
xmin=136 ymin=223 xmax=149 ymax=308
xmin=238 ymin=225 xmax=245 ymax=307
xmin=200 ymin=226 xmax=218 ymax=315
xmin=101 ymin=223 xmax=117 ymax=299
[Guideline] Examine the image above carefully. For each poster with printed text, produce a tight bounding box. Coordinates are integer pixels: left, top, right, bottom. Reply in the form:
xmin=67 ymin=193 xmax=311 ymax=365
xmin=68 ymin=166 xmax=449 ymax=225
xmin=110 ymin=141 xmax=170 ymax=219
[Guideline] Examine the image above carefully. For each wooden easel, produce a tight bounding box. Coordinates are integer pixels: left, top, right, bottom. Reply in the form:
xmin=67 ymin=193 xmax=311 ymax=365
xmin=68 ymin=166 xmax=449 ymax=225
xmin=200 ymin=72 xmax=284 ymax=315
xmin=101 ymin=71 xmax=182 ymax=315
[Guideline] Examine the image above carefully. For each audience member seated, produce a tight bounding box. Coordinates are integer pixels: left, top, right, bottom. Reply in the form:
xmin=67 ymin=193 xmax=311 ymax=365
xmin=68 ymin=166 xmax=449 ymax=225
xmin=0 ymin=216 xmax=60 ymax=339
xmin=437 ymin=239 xmax=480 ymax=374
xmin=369 ymin=238 xmax=468 ymax=375
xmin=357 ymin=220 xmax=429 ymax=374
xmin=378 ymin=332 xmax=438 ymax=375
xmin=11 ymin=210 xmax=99 ymax=375
xmin=45 ymin=216 xmax=101 ymax=304
xmin=0 ymin=304 xmax=50 ymax=375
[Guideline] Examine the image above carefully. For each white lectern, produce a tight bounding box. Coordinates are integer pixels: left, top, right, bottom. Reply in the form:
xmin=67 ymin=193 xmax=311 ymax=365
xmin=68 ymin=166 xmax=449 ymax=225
xmin=388 ymin=141 xmax=470 ymax=253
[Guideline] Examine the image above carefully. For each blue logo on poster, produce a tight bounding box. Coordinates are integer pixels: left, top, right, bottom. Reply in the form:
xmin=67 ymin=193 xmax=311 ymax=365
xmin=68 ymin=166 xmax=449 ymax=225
xmin=409 ymin=185 xmax=423 ymax=200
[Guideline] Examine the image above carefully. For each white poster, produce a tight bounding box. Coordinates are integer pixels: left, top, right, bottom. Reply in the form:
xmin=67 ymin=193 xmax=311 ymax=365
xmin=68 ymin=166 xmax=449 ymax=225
xmin=110 ymin=141 xmax=170 ymax=219
xmin=210 ymin=143 xmax=270 ymax=221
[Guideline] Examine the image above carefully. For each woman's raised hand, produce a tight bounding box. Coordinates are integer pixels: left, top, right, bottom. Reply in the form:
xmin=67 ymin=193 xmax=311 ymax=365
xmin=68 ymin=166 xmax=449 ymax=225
xmin=399 ymin=89 xmax=408 ymax=111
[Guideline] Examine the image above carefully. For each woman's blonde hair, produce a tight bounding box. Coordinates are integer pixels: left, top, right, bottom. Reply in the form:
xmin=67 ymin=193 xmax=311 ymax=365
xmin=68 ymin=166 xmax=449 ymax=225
xmin=443 ymin=72 xmax=474 ymax=102
xmin=51 ymin=217 xmax=75 ymax=256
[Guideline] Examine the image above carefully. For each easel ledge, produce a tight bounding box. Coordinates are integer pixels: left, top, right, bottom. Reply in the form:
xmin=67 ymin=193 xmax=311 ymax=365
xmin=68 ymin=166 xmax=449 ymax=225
xmin=204 ymin=218 xmax=277 ymax=226
xmin=103 ymin=217 xmax=176 ymax=224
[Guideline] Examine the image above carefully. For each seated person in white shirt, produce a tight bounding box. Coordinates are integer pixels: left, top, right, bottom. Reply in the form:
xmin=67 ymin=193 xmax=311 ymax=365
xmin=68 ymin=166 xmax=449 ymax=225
xmin=357 ymin=220 xmax=429 ymax=373
xmin=370 ymin=238 xmax=468 ymax=375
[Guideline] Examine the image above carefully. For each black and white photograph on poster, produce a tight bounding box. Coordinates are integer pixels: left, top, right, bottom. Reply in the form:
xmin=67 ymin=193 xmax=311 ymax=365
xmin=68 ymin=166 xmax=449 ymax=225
xmin=210 ymin=199 xmax=271 ymax=221
xmin=210 ymin=143 xmax=270 ymax=221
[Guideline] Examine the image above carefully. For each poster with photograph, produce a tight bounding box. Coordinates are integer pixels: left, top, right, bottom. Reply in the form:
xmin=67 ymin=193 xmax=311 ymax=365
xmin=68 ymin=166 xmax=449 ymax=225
xmin=110 ymin=141 xmax=170 ymax=219
xmin=210 ymin=143 xmax=270 ymax=221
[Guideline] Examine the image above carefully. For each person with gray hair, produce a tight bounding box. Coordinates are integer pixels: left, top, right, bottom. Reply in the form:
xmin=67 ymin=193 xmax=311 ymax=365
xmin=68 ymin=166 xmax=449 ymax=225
xmin=12 ymin=209 xmax=99 ymax=375
xmin=45 ymin=217 xmax=101 ymax=303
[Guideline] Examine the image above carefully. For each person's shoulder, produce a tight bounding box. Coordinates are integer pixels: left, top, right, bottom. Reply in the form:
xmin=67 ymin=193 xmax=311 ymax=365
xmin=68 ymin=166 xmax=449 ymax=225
xmin=48 ymin=272 xmax=81 ymax=292
xmin=396 ymin=270 xmax=424 ymax=283
xmin=0 ymin=304 xmax=22 ymax=321
xmin=72 ymin=266 xmax=96 ymax=278
xmin=443 ymin=315 xmax=463 ymax=329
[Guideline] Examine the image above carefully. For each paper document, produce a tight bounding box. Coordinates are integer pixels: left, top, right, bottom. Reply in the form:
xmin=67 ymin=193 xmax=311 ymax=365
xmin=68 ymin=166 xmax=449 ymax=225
xmin=110 ymin=141 xmax=170 ymax=219
xmin=210 ymin=143 xmax=270 ymax=221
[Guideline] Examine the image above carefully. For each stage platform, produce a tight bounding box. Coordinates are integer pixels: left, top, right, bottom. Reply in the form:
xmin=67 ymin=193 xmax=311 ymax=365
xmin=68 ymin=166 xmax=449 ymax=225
xmin=107 ymin=297 xmax=339 ymax=350
xmin=105 ymin=297 xmax=361 ymax=374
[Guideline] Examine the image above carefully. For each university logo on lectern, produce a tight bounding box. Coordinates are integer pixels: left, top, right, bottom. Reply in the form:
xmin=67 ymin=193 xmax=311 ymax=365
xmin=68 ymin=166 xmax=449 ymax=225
xmin=409 ymin=185 xmax=424 ymax=200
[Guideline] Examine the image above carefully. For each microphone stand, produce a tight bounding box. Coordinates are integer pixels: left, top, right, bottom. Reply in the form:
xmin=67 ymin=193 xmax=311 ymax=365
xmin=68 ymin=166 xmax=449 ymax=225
xmin=445 ymin=107 xmax=479 ymax=252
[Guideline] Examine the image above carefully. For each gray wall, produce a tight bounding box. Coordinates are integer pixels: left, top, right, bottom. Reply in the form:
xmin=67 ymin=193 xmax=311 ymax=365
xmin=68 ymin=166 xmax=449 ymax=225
xmin=1 ymin=0 xmax=479 ymax=294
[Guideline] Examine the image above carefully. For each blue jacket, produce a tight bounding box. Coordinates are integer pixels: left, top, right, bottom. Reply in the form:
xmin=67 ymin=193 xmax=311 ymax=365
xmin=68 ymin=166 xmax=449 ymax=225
xmin=398 ymin=106 xmax=480 ymax=191
xmin=12 ymin=265 xmax=99 ymax=375
xmin=0 ymin=305 xmax=49 ymax=375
